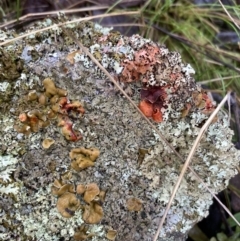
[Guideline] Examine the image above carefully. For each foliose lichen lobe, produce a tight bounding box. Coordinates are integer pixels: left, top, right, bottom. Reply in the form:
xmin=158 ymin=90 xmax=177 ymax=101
xmin=0 ymin=18 xmax=239 ymax=241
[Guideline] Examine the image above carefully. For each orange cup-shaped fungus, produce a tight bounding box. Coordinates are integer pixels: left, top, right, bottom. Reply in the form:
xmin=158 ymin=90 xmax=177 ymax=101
xmin=83 ymin=183 xmax=100 ymax=204
xmin=82 ymin=201 xmax=103 ymax=224
xmin=139 ymin=99 xmax=153 ymax=117
xmin=56 ymin=192 xmax=80 ymax=218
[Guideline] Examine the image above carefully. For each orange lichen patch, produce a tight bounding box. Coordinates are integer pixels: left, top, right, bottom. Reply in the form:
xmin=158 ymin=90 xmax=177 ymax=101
xmin=152 ymin=108 xmax=163 ymax=122
xmin=51 ymin=179 xmax=75 ymax=196
xmin=42 ymin=137 xmax=55 ymax=149
xmin=52 ymin=97 xmax=85 ymax=117
xmin=201 ymin=92 xmax=215 ymax=114
xmin=58 ymin=117 xmax=82 ymax=142
xmin=84 ymin=183 xmax=100 ymax=204
xmin=19 ymin=113 xmax=28 ymax=122
xmin=139 ymin=99 xmax=153 ymax=117
xmin=106 ymin=229 xmax=117 ymax=241
xmin=126 ymin=197 xmax=143 ymax=211
xmin=51 ymin=97 xmax=68 ymax=114
xmin=66 ymin=50 xmax=82 ymax=65
xmin=138 ymin=86 xmax=166 ymax=122
xmin=73 ymin=225 xmax=95 ymax=241
xmin=28 ymin=109 xmax=47 ymax=121
xmin=70 ymin=147 xmax=100 ymax=171
xmin=65 ymin=100 xmax=85 ymax=116
xmin=56 ymin=192 xmax=80 ymax=218
xmin=43 ymin=78 xmax=67 ymax=97
xmin=82 ymin=201 xmax=104 ymax=224
xmin=15 ymin=109 xmax=49 ymax=134
xmin=139 ymin=100 xmax=163 ymax=123
xmin=192 ymin=90 xmax=216 ymax=115
xmin=120 ymin=44 xmax=160 ymax=82
xmin=76 ymin=184 xmax=86 ymax=195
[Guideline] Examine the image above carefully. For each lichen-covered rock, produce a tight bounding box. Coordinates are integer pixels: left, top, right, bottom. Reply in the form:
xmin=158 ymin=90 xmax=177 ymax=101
xmin=0 ymin=17 xmax=239 ymax=241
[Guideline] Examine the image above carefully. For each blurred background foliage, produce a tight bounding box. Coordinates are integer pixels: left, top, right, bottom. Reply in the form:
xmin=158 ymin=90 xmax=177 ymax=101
xmin=1 ymin=1 xmax=240 ymax=240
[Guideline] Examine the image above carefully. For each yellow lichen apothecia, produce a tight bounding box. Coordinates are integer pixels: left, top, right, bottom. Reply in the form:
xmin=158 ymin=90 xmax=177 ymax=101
xmin=106 ymin=229 xmax=117 ymax=241
xmin=56 ymin=192 xmax=81 ymax=218
xmin=43 ymin=77 xmax=67 ymax=97
xmin=51 ymin=179 xmax=75 ymax=196
xmin=83 ymin=183 xmax=100 ymax=204
xmin=51 ymin=180 xmax=105 ymax=224
xmin=82 ymin=201 xmax=104 ymax=224
xmin=14 ymin=78 xmax=84 ymax=142
xmin=70 ymin=147 xmax=100 ymax=171
xmin=126 ymin=197 xmax=143 ymax=211
xmin=42 ymin=137 xmax=55 ymax=149
xmin=73 ymin=224 xmax=95 ymax=241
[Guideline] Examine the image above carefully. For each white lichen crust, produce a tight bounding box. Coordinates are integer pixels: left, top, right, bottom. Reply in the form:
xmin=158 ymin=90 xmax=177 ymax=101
xmin=0 ymin=17 xmax=239 ymax=241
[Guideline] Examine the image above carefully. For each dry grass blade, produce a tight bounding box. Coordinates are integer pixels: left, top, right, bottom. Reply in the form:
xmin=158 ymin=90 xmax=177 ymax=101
xmin=0 ymin=11 xmax=140 ymax=46
xmin=218 ymin=0 xmax=240 ymax=31
xmin=153 ymin=92 xmax=239 ymax=241
xmin=199 ymin=75 xmax=240 ymax=85
xmin=0 ymin=6 xmax=109 ymax=29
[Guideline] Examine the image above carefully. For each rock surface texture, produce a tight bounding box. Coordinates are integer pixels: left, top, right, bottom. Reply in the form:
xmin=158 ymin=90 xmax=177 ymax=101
xmin=0 ymin=18 xmax=239 ymax=241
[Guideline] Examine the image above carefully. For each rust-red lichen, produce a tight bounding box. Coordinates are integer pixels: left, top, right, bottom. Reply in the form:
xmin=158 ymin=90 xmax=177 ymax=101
xmin=58 ymin=116 xmax=82 ymax=142
xmin=152 ymin=108 xmax=163 ymax=122
xmin=52 ymin=97 xmax=85 ymax=117
xmin=120 ymin=44 xmax=160 ymax=82
xmin=138 ymin=86 xmax=166 ymax=122
xmin=139 ymin=100 xmax=153 ymax=118
xmin=192 ymin=90 xmax=215 ymax=115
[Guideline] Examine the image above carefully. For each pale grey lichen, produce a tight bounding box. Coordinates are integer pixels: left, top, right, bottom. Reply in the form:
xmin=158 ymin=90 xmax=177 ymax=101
xmin=140 ymin=110 xmax=239 ymax=237
xmin=0 ymin=155 xmax=19 ymax=194
xmin=0 ymin=82 xmax=10 ymax=91
xmin=15 ymin=185 xmax=85 ymax=241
